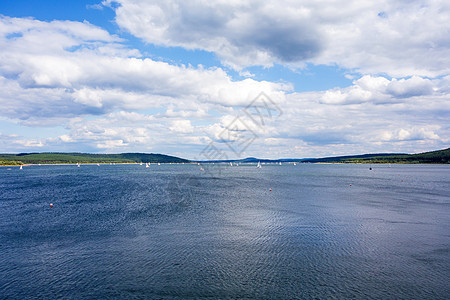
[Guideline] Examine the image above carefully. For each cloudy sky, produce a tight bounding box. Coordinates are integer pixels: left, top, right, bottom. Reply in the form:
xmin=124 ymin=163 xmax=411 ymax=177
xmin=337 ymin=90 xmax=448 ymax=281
xmin=0 ymin=0 xmax=449 ymax=159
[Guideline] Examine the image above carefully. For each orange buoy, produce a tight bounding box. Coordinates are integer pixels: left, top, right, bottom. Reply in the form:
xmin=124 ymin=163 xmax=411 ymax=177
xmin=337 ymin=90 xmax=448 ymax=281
xmin=269 ymin=188 xmax=272 ymax=191
xmin=50 ymin=203 xmax=53 ymax=207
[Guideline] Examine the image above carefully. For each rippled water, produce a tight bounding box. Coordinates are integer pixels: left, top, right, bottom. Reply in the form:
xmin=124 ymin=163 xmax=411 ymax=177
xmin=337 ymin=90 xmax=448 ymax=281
xmin=1 ymin=164 xmax=449 ymax=299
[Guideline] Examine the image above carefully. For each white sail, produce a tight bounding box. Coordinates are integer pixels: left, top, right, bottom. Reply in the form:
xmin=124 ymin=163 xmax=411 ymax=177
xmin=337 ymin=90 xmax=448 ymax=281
xmin=257 ymin=161 xmax=262 ymax=168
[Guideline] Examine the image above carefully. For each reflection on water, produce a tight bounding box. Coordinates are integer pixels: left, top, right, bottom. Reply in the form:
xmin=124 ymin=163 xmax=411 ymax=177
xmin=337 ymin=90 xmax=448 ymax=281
xmin=0 ymin=164 xmax=449 ymax=299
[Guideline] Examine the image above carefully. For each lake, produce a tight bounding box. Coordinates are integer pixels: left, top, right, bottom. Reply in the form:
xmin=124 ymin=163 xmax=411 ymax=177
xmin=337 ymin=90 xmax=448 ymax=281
xmin=1 ymin=164 xmax=449 ymax=299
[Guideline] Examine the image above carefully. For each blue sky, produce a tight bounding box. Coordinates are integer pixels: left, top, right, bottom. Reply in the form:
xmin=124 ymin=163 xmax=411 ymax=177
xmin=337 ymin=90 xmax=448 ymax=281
xmin=0 ymin=0 xmax=449 ymax=159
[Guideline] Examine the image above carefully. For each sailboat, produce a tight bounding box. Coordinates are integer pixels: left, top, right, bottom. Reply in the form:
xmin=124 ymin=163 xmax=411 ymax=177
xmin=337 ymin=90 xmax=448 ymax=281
xmin=145 ymin=163 xmax=149 ymax=168
xmin=257 ymin=161 xmax=262 ymax=168
xmin=158 ymin=163 xmax=161 ymax=166
xmin=279 ymin=162 xmax=282 ymax=165
xmin=140 ymin=162 xmax=143 ymax=166
xmin=19 ymin=165 xmax=23 ymax=170
xmin=294 ymin=162 xmax=297 ymax=166
xmin=97 ymin=163 xmax=100 ymax=167
xmin=77 ymin=163 xmax=80 ymax=168
xmin=230 ymin=162 xmax=233 ymax=166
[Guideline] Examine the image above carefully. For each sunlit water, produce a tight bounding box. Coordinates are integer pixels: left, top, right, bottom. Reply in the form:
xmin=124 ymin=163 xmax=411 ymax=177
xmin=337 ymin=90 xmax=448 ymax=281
xmin=1 ymin=164 xmax=449 ymax=299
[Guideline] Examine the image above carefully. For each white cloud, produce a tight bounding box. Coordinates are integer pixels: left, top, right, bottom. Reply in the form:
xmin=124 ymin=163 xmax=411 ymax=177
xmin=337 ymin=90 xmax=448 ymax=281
xmin=105 ymin=0 xmax=450 ymax=76
xmin=386 ymin=76 xmax=434 ymax=98
xmin=170 ymin=120 xmax=194 ymax=133
xmin=0 ymin=15 xmax=449 ymax=158
xmin=320 ymin=75 xmax=443 ymax=105
xmin=0 ymin=16 xmax=287 ymax=123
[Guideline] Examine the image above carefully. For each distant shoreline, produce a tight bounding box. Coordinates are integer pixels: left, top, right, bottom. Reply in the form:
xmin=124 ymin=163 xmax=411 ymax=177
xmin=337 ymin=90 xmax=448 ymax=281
xmin=1 ymin=148 xmax=449 ymax=165
xmin=2 ymin=162 xmax=449 ymax=167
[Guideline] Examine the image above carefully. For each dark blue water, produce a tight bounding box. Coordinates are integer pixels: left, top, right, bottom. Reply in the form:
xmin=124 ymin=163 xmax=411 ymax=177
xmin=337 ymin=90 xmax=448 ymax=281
xmin=1 ymin=164 xmax=449 ymax=299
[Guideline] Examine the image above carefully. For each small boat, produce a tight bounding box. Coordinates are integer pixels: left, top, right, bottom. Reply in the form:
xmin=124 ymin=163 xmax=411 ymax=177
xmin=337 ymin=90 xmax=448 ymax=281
xmin=145 ymin=163 xmax=149 ymax=168
xmin=257 ymin=161 xmax=262 ymax=168
xmin=19 ymin=165 xmax=23 ymax=170
xmin=293 ymin=162 xmax=297 ymax=166
xmin=158 ymin=163 xmax=161 ymax=166
xmin=230 ymin=162 xmax=233 ymax=166
xmin=279 ymin=162 xmax=282 ymax=165
xmin=140 ymin=162 xmax=143 ymax=166
xmin=97 ymin=163 xmax=100 ymax=166
xmin=77 ymin=163 xmax=80 ymax=168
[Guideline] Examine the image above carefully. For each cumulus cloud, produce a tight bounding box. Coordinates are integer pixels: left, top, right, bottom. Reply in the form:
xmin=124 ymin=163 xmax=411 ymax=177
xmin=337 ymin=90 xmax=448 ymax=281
xmin=0 ymin=16 xmax=287 ymax=123
xmin=377 ymin=126 xmax=440 ymax=142
xmin=0 ymin=14 xmax=449 ymax=158
xmin=105 ymin=0 xmax=450 ymax=76
xmin=320 ymin=75 xmax=441 ymax=105
xmin=104 ymin=0 xmax=324 ymax=70
xmin=386 ymin=76 xmax=434 ymax=98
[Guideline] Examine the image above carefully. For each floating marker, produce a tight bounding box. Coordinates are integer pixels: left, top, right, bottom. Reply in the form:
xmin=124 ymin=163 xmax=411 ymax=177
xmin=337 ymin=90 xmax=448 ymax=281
xmin=50 ymin=203 xmax=53 ymax=207
xmin=269 ymin=188 xmax=272 ymax=191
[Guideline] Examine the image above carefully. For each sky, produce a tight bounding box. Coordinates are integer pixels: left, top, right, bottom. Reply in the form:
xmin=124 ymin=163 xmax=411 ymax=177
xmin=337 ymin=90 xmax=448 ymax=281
xmin=0 ymin=0 xmax=449 ymax=159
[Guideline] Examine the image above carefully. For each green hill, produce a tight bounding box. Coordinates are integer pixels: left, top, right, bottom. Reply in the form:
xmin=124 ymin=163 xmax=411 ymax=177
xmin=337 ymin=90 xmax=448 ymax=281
xmin=302 ymin=153 xmax=405 ymax=163
xmin=303 ymin=148 xmax=450 ymax=164
xmin=0 ymin=152 xmax=189 ymax=165
xmin=341 ymin=148 xmax=450 ymax=164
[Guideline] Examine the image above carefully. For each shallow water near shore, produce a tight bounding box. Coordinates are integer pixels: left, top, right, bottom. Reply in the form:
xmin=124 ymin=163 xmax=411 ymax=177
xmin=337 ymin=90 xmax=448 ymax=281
xmin=1 ymin=164 xmax=449 ymax=299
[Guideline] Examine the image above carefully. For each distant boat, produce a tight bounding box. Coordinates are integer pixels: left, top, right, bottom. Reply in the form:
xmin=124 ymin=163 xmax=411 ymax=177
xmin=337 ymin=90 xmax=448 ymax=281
xmin=140 ymin=162 xmax=143 ymax=166
xmin=145 ymin=163 xmax=149 ymax=168
xmin=19 ymin=165 xmax=23 ymax=170
xmin=257 ymin=161 xmax=262 ymax=168
xmin=279 ymin=162 xmax=282 ymax=165
xmin=158 ymin=163 xmax=161 ymax=166
xmin=77 ymin=163 xmax=80 ymax=168
xmin=293 ymin=162 xmax=297 ymax=166
xmin=230 ymin=162 xmax=233 ymax=166
xmin=97 ymin=163 xmax=100 ymax=166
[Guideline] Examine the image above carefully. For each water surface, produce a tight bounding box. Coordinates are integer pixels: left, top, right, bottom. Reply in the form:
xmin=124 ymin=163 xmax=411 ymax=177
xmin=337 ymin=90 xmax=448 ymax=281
xmin=1 ymin=164 xmax=449 ymax=299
